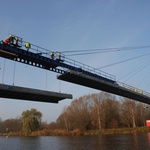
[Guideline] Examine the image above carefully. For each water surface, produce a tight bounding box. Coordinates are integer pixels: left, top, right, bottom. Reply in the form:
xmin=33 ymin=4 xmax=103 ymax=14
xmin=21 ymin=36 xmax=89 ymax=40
xmin=1 ymin=133 xmax=150 ymax=150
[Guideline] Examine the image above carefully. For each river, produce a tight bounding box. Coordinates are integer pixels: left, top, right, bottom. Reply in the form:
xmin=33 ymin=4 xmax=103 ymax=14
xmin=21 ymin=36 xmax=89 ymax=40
xmin=1 ymin=133 xmax=150 ymax=150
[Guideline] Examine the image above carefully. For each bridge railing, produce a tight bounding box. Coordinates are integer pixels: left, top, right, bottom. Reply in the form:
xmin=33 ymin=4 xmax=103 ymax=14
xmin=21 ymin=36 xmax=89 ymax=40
xmin=64 ymin=57 xmax=116 ymax=81
xmin=117 ymin=81 xmax=150 ymax=98
xmin=22 ymin=41 xmax=50 ymax=56
xmin=22 ymin=41 xmax=116 ymax=81
xmin=3 ymin=38 xmax=150 ymax=98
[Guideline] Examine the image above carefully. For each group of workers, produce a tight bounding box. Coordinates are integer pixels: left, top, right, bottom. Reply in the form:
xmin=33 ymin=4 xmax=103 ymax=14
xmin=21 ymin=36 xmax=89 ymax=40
xmin=3 ymin=34 xmax=18 ymax=46
xmin=3 ymin=34 xmax=31 ymax=51
xmin=3 ymin=34 xmax=63 ymax=61
xmin=50 ymin=51 xmax=62 ymax=61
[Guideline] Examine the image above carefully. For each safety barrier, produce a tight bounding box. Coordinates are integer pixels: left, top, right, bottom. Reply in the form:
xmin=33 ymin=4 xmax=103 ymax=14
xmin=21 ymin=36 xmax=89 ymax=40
xmin=2 ymin=37 xmax=150 ymax=99
xmin=117 ymin=81 xmax=150 ymax=98
xmin=21 ymin=41 xmax=116 ymax=81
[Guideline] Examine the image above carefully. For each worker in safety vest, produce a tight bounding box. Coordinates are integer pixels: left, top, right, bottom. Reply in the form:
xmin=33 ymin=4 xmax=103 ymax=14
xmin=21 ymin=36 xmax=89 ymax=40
xmin=50 ymin=51 xmax=54 ymax=59
xmin=9 ymin=34 xmax=15 ymax=44
xmin=55 ymin=52 xmax=62 ymax=61
xmin=25 ymin=42 xmax=31 ymax=51
xmin=3 ymin=34 xmax=17 ymax=45
xmin=3 ymin=37 xmax=9 ymax=44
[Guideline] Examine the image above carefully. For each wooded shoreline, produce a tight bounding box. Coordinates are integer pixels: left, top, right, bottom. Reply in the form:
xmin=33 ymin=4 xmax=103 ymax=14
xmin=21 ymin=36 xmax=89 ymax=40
xmin=1 ymin=127 xmax=150 ymax=136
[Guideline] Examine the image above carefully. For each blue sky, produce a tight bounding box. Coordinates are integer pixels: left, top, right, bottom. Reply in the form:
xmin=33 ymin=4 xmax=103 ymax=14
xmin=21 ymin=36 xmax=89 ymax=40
xmin=1 ymin=0 xmax=150 ymax=123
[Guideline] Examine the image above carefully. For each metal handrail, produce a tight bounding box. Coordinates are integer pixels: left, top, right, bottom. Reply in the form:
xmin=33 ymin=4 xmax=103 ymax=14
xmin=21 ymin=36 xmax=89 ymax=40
xmin=117 ymin=81 xmax=150 ymax=97
xmin=2 ymin=38 xmax=150 ymax=98
xmin=21 ymin=41 xmax=116 ymax=81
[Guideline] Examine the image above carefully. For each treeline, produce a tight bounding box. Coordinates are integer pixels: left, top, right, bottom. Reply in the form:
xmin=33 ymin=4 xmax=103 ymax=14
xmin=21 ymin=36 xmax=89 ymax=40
xmin=0 ymin=118 xmax=22 ymax=133
xmin=0 ymin=92 xmax=150 ymax=134
xmin=0 ymin=108 xmax=42 ymax=133
xmin=51 ymin=92 xmax=150 ymax=131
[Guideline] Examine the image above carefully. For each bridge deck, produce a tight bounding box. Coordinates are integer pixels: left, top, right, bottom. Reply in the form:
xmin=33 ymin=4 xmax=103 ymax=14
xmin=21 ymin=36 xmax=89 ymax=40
xmin=0 ymin=83 xmax=72 ymax=103
xmin=0 ymin=43 xmax=65 ymax=74
xmin=58 ymin=70 xmax=150 ymax=104
xmin=1 ymin=41 xmax=150 ymax=104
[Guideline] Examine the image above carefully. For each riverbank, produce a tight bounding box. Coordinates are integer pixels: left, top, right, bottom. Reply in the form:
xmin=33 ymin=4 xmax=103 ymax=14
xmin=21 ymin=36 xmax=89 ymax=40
xmin=1 ymin=126 xmax=150 ymax=136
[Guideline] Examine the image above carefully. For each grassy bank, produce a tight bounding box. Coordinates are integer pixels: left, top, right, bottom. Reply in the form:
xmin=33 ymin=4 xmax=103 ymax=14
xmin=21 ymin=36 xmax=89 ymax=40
xmin=2 ymin=127 xmax=150 ymax=136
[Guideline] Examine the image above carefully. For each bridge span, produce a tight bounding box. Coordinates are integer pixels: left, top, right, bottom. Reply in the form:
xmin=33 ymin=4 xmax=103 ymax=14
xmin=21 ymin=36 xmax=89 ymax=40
xmin=0 ymin=83 xmax=72 ymax=103
xmin=58 ymin=70 xmax=150 ymax=104
xmin=0 ymin=37 xmax=150 ymax=104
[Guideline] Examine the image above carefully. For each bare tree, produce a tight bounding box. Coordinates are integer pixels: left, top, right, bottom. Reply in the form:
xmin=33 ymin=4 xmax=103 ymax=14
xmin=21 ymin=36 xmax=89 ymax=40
xmin=56 ymin=92 xmax=150 ymax=130
xmin=120 ymin=99 xmax=137 ymax=128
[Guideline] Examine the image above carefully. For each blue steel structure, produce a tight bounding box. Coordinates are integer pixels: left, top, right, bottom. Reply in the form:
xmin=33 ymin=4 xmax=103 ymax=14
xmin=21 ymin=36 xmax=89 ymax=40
xmin=0 ymin=35 xmax=150 ymax=104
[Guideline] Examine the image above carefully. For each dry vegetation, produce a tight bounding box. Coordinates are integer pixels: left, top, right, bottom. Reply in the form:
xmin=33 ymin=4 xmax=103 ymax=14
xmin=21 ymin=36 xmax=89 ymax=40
xmin=1 ymin=92 xmax=150 ymax=136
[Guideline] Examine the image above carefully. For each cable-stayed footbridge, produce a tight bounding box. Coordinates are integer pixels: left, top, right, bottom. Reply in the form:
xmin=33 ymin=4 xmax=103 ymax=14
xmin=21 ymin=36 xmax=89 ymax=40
xmin=0 ymin=35 xmax=150 ymax=104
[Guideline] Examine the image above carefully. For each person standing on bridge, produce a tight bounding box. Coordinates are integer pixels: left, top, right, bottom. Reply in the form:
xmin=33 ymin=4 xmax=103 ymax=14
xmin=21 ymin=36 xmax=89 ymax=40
xmin=9 ymin=34 xmax=15 ymax=44
xmin=25 ymin=42 xmax=31 ymax=51
xmin=3 ymin=37 xmax=9 ymax=44
xmin=50 ymin=51 xmax=54 ymax=59
xmin=3 ymin=34 xmax=17 ymax=45
xmin=15 ymin=37 xmax=19 ymax=47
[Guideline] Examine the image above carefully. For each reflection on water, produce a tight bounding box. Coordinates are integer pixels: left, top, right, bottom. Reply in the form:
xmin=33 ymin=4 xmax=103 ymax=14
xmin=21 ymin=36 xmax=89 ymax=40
xmin=147 ymin=132 xmax=150 ymax=147
xmin=0 ymin=133 xmax=150 ymax=150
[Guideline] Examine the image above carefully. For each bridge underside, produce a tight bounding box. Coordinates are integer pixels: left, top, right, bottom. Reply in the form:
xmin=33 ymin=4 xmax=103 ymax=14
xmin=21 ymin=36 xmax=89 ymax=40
xmin=0 ymin=83 xmax=72 ymax=103
xmin=58 ymin=70 xmax=150 ymax=104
